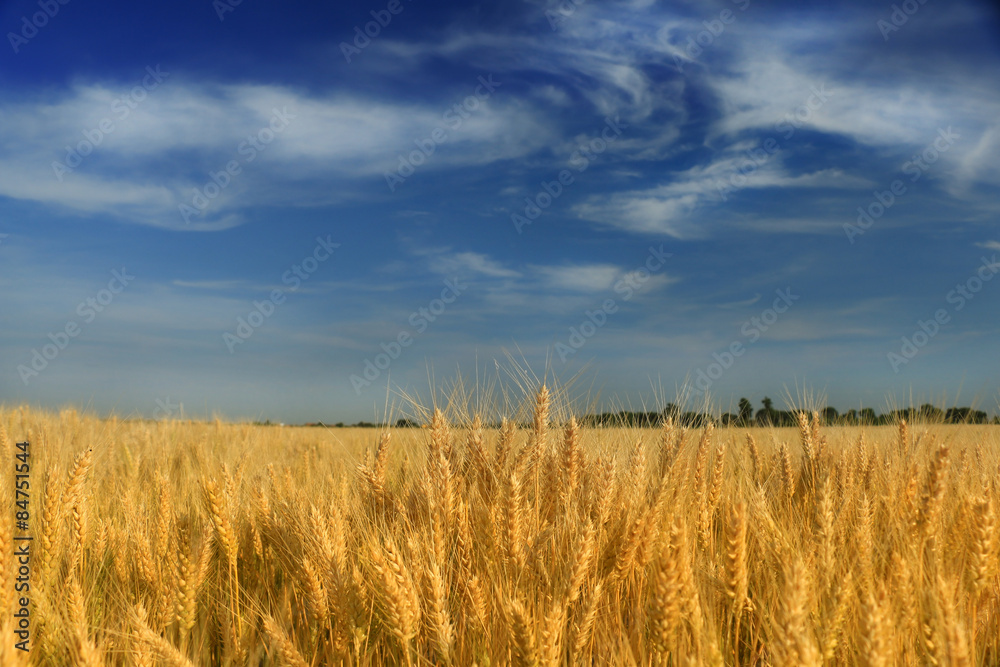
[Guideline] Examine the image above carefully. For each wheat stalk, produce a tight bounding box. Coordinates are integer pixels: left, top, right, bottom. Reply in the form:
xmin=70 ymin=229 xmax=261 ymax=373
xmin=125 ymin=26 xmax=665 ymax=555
xmin=371 ymin=537 xmax=420 ymax=648
xmin=263 ymin=616 xmax=309 ymax=667
xmin=724 ymin=501 xmax=748 ymax=617
xmin=508 ymin=599 xmax=538 ymax=667
xmin=4 ymin=398 xmax=999 ymax=666
xmin=131 ymin=604 xmax=195 ymax=667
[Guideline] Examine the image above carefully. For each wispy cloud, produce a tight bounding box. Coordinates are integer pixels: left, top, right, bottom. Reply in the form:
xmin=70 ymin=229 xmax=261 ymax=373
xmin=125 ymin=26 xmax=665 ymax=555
xmin=428 ymin=251 xmax=522 ymax=278
xmin=171 ymin=280 xmax=250 ymax=290
xmin=534 ymin=264 xmax=622 ymax=291
xmin=717 ymin=294 xmax=762 ymax=309
xmin=573 ymin=154 xmax=871 ymax=237
xmin=0 ymin=80 xmax=556 ymax=230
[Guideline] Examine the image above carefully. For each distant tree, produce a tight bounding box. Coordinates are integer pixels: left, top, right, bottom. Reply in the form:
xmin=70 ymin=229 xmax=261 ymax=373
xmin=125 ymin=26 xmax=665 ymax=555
xmin=756 ymin=397 xmax=779 ymax=425
xmin=844 ymin=409 xmax=858 ymax=423
xmin=395 ymin=418 xmax=418 ymax=428
xmin=821 ymin=406 xmax=839 ymax=423
xmin=738 ymin=398 xmax=753 ymax=425
xmin=917 ymin=404 xmax=944 ymax=422
xmin=946 ymin=407 xmax=988 ymax=424
xmin=680 ymin=411 xmax=712 ymax=428
xmin=859 ymin=408 xmax=876 ymax=423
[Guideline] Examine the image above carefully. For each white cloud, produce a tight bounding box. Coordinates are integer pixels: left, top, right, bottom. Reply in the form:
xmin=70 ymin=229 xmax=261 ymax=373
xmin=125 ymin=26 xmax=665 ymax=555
xmin=172 ymin=280 xmax=250 ymax=290
xmin=2 ymin=2 xmax=996 ymax=240
xmin=0 ymin=79 xmax=557 ymax=230
xmin=535 ymin=264 xmax=622 ymax=291
xmin=717 ymin=294 xmax=762 ymax=309
xmin=573 ymin=148 xmax=872 ymax=237
xmin=429 ymin=251 xmax=522 ymax=278
xmin=698 ymin=23 xmax=1000 ymax=198
xmin=953 ymin=126 xmax=1000 ymax=193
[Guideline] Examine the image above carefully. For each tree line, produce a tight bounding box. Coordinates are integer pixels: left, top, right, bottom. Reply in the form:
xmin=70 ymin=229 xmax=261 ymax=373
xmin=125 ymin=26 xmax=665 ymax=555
xmin=581 ymin=397 xmax=994 ymax=427
xmin=304 ymin=398 xmax=994 ymax=428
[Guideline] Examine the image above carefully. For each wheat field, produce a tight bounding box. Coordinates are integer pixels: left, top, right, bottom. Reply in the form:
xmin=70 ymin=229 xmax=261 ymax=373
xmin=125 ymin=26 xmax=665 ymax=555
xmin=1 ymin=388 xmax=999 ymax=666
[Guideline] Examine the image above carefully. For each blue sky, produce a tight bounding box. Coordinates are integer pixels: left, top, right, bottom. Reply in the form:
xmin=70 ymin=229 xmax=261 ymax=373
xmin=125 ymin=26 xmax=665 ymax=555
xmin=1 ymin=0 xmax=999 ymax=423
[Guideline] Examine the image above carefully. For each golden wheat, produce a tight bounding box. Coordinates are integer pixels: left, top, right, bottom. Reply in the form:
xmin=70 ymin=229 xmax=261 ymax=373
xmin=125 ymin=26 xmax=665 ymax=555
xmin=0 ymin=394 xmax=997 ymax=665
